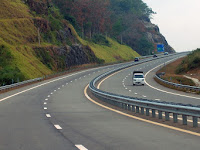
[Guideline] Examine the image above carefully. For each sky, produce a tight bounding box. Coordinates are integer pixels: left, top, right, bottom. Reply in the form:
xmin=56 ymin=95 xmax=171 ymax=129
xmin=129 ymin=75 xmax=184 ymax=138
xmin=143 ymin=0 xmax=200 ymax=52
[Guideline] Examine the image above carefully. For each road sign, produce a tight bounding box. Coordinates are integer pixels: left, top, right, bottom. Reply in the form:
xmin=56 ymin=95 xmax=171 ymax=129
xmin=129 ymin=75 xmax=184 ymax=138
xmin=157 ymin=44 xmax=164 ymax=52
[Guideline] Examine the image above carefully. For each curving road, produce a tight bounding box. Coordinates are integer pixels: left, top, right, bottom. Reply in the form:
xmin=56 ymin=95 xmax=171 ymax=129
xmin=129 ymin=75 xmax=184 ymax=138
xmin=0 ymin=54 xmax=200 ymax=150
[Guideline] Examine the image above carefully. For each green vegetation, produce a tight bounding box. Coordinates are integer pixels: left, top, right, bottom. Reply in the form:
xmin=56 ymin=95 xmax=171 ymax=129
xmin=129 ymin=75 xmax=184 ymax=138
xmin=156 ymin=57 xmax=196 ymax=89
xmin=0 ymin=0 xmax=140 ymax=86
xmin=137 ymin=36 xmax=154 ymax=55
xmin=0 ymin=44 xmax=25 ymax=85
xmin=67 ymin=22 xmax=139 ymax=63
xmin=52 ymin=0 xmax=156 ymax=55
xmin=88 ymin=38 xmax=139 ymax=63
xmin=0 ymin=0 xmax=52 ymax=85
xmin=176 ymin=48 xmax=200 ymax=74
xmin=161 ymin=75 xmax=195 ymax=86
xmin=91 ymin=34 xmax=110 ymax=47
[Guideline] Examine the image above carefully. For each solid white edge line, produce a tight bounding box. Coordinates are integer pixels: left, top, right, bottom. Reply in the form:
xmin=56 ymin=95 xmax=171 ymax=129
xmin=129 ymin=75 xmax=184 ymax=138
xmin=75 ymin=145 xmax=88 ymax=150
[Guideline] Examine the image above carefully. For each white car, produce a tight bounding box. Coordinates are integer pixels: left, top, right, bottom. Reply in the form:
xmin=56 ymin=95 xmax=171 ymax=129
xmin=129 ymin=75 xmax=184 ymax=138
xmin=132 ymin=71 xmax=145 ymax=85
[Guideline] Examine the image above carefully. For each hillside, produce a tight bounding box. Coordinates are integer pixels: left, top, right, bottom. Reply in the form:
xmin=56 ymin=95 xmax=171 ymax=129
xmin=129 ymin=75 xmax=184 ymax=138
xmin=0 ymin=0 xmax=53 ymax=85
xmin=52 ymin=0 xmax=175 ymax=55
xmin=156 ymin=49 xmax=200 ymax=87
xmin=176 ymin=49 xmax=200 ymax=80
xmin=0 ymin=0 xmax=139 ymax=86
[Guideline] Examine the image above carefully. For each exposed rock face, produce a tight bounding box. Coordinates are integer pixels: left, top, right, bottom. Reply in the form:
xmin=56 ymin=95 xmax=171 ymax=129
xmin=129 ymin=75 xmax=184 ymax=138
xmin=65 ymin=44 xmax=95 ymax=67
xmin=143 ymin=21 xmax=175 ymax=53
xmin=33 ymin=44 xmax=99 ymax=71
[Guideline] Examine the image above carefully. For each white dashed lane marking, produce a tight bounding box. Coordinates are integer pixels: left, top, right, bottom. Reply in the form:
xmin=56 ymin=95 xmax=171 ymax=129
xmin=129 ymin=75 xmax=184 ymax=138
xmin=75 ymin=145 xmax=88 ymax=150
xmin=46 ymin=114 xmax=51 ymax=118
xmin=44 ymin=102 xmax=47 ymax=105
xmin=54 ymin=125 xmax=62 ymax=130
xmin=48 ymin=95 xmax=50 ymax=97
xmin=45 ymin=99 xmax=48 ymax=101
xmin=44 ymin=107 xmax=47 ymax=110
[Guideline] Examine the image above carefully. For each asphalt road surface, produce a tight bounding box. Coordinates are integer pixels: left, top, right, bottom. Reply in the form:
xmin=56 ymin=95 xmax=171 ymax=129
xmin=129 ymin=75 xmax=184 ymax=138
xmin=0 ymin=54 xmax=200 ymax=150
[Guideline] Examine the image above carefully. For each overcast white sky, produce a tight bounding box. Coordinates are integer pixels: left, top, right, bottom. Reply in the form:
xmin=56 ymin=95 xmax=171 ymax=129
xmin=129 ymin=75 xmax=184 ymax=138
xmin=143 ymin=0 xmax=200 ymax=52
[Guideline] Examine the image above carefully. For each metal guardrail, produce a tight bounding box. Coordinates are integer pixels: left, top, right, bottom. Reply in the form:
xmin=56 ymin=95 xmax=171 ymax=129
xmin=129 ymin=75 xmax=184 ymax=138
xmin=155 ymin=75 xmax=200 ymax=93
xmin=89 ymin=53 xmax=200 ymax=127
xmin=0 ymin=77 xmax=43 ymax=91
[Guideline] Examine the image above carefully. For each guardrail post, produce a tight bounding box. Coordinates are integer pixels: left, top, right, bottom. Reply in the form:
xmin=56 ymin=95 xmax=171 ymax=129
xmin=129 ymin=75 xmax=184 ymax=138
xmin=128 ymin=105 xmax=131 ymax=111
xmin=182 ymin=115 xmax=187 ymax=125
xmin=152 ymin=109 xmax=156 ymax=118
xmin=158 ymin=111 xmax=162 ymax=119
xmin=122 ymin=103 xmax=125 ymax=109
xmin=132 ymin=105 xmax=135 ymax=112
xmin=146 ymin=108 xmax=150 ymax=116
xmin=124 ymin=104 xmax=128 ymax=110
xmin=123 ymin=103 xmax=126 ymax=110
xmin=136 ymin=106 xmax=139 ymax=113
xmin=173 ymin=113 xmax=178 ymax=123
xmin=193 ymin=117 xmax=198 ymax=127
xmin=118 ymin=102 xmax=122 ymax=108
xmin=119 ymin=102 xmax=122 ymax=108
xmin=165 ymin=112 xmax=170 ymax=121
xmin=113 ymin=100 xmax=116 ymax=106
xmin=141 ymin=107 xmax=144 ymax=115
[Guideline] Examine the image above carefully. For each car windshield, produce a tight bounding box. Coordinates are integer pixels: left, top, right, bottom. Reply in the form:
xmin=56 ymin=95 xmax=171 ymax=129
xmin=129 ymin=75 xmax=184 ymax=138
xmin=134 ymin=75 xmax=144 ymax=78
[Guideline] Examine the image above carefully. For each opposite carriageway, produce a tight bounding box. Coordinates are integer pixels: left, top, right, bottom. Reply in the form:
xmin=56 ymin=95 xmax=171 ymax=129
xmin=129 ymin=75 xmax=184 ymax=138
xmin=89 ymin=53 xmax=200 ymax=128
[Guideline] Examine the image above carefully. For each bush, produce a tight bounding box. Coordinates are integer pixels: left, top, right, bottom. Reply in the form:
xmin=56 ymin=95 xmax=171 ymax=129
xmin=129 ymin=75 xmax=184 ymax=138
xmin=176 ymin=48 xmax=200 ymax=74
xmin=92 ymin=34 xmax=110 ymax=46
xmin=0 ymin=44 xmax=13 ymax=66
xmin=0 ymin=66 xmax=25 ymax=86
xmin=34 ymin=48 xmax=53 ymax=70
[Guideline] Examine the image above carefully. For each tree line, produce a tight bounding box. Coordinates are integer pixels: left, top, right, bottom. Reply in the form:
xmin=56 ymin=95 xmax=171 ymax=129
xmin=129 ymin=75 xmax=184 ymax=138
xmin=52 ymin=0 xmax=155 ymax=49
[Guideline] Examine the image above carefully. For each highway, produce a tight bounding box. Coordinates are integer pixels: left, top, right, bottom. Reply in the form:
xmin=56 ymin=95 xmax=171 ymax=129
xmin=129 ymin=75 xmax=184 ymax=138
xmin=0 ymin=54 xmax=199 ymax=150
